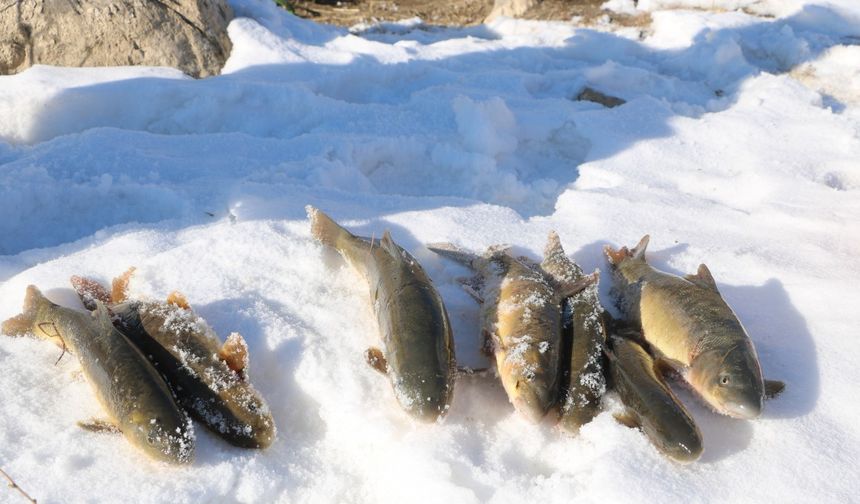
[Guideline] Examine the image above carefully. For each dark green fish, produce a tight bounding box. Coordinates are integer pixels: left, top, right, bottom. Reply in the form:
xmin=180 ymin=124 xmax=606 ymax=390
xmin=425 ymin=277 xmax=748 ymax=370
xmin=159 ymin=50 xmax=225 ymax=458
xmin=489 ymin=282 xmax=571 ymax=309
xmin=607 ymin=332 xmax=703 ymax=463
xmin=308 ymin=206 xmax=456 ymax=422
xmin=2 ymin=286 xmax=193 ymax=463
xmin=71 ymin=274 xmax=276 ymax=449
xmin=540 ymin=231 xmax=606 ymax=433
xmin=428 ymin=234 xmax=594 ymax=423
xmin=605 ymin=236 xmax=784 ymax=419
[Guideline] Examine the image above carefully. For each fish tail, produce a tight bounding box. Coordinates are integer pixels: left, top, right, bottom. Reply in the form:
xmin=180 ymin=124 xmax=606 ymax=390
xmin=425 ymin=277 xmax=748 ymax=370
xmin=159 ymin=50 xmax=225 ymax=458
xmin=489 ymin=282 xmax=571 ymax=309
xmin=604 ymin=235 xmax=650 ymax=265
xmin=70 ymin=275 xmax=112 ymax=311
xmin=111 ymin=267 xmax=136 ymax=303
xmin=2 ymin=285 xmax=48 ymax=336
xmin=426 ymin=242 xmax=481 ymax=269
xmin=307 ymin=205 xmax=353 ymax=250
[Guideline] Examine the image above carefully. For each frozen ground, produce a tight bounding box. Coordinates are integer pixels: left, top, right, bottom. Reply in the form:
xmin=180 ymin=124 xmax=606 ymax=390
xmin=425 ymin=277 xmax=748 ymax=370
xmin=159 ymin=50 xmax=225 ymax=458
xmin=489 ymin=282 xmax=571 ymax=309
xmin=1 ymin=0 xmax=859 ymax=502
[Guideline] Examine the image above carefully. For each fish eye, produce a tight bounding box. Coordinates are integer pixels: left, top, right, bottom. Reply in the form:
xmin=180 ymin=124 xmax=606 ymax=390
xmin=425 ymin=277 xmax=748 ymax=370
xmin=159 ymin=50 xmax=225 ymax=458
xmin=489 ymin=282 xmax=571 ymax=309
xmin=720 ymin=375 xmax=730 ymax=385
xmin=247 ymin=402 xmax=257 ymax=412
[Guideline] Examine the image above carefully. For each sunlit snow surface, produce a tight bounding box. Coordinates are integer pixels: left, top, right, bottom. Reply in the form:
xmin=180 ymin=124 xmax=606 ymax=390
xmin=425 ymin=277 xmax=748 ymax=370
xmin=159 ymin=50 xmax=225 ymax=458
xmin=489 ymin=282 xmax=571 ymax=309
xmin=1 ymin=0 xmax=859 ymax=502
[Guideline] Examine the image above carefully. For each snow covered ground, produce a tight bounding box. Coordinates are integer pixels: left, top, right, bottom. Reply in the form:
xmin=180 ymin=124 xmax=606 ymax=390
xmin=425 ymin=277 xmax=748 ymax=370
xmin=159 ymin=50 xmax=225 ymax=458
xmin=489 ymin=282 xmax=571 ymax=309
xmin=1 ymin=0 xmax=859 ymax=502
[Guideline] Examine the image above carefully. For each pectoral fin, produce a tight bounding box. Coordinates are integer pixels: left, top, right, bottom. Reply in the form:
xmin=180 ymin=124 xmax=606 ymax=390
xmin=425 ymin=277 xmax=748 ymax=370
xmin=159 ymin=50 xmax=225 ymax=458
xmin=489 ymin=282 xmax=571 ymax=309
xmin=684 ymin=264 xmax=719 ymax=292
xmin=457 ymin=276 xmax=484 ymax=303
xmin=364 ymin=347 xmax=388 ymax=374
xmin=613 ymin=412 xmax=640 ymax=429
xmin=765 ymin=379 xmax=785 ymax=399
xmin=78 ymin=419 xmax=121 ymax=434
xmin=458 ymin=366 xmax=491 ymax=377
xmin=557 ymin=270 xmax=599 ymax=298
xmin=219 ymin=332 xmax=249 ymax=375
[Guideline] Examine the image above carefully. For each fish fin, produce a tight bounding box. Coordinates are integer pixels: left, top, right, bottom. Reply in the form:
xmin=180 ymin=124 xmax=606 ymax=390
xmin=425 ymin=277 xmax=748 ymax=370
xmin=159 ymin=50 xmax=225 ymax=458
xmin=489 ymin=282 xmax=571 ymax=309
xmin=379 ymin=231 xmax=403 ymax=260
xmin=307 ymin=206 xmax=353 ymax=249
xmin=70 ymin=275 xmax=112 ymax=311
xmin=364 ymin=347 xmax=388 ymax=374
xmin=765 ymin=379 xmax=785 ymax=399
xmin=631 ymin=235 xmax=650 ymax=260
xmin=2 ymin=313 xmax=34 ymax=337
xmin=487 ymin=244 xmax=513 ymax=257
xmin=557 ymin=270 xmax=599 ymax=298
xmin=1 ymin=285 xmax=49 ymax=336
xmin=604 ymin=235 xmax=649 ymax=265
xmin=457 ymin=276 xmax=485 ymax=303
xmin=541 ymin=230 xmax=585 ymax=277
xmin=219 ymin=332 xmax=249 ymax=374
xmin=653 ymin=356 xmax=682 ymax=380
xmin=111 ymin=267 xmax=136 ymax=304
xmin=517 ymin=255 xmax=540 ymax=269
xmin=458 ymin=366 xmax=491 ymax=377
xmin=684 ymin=264 xmax=719 ymax=292
xmin=167 ymin=291 xmax=191 ymax=310
xmin=481 ymin=329 xmax=496 ymax=357
xmin=92 ymin=301 xmax=116 ymax=333
xmin=427 ymin=242 xmax=480 ymax=269
xmin=613 ymin=412 xmax=640 ymax=429
xmin=77 ymin=419 xmax=122 ymax=434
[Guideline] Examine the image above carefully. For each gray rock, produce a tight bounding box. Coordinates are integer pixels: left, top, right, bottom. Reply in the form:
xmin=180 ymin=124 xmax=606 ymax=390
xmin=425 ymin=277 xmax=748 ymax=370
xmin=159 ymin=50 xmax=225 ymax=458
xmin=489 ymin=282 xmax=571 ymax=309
xmin=575 ymin=87 xmax=626 ymax=108
xmin=0 ymin=0 xmax=233 ymax=78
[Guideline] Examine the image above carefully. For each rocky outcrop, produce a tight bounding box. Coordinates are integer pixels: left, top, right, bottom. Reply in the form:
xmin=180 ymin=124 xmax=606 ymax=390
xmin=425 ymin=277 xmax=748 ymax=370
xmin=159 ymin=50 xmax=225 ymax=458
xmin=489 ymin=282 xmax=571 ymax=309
xmin=0 ymin=0 xmax=233 ymax=78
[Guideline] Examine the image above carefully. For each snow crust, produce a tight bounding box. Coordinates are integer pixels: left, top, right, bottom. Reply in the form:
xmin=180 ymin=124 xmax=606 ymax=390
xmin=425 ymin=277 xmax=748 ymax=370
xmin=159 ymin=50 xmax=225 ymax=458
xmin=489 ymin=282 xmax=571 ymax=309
xmin=1 ymin=0 xmax=859 ymax=502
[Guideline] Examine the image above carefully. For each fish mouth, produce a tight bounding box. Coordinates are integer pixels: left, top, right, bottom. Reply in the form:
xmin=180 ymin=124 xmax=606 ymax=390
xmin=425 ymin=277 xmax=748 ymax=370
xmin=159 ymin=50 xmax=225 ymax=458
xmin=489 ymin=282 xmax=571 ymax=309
xmin=512 ymin=396 xmax=549 ymax=423
xmin=721 ymin=397 xmax=763 ymax=419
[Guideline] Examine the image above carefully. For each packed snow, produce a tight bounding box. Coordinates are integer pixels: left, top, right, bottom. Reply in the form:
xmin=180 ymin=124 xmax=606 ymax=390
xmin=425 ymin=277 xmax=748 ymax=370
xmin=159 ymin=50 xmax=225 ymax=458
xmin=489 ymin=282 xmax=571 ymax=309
xmin=1 ymin=0 xmax=859 ymax=502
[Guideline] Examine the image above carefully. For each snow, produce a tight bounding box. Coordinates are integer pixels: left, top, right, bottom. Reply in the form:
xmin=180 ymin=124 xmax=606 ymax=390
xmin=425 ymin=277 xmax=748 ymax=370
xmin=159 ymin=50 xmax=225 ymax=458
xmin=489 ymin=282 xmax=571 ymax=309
xmin=1 ymin=0 xmax=859 ymax=502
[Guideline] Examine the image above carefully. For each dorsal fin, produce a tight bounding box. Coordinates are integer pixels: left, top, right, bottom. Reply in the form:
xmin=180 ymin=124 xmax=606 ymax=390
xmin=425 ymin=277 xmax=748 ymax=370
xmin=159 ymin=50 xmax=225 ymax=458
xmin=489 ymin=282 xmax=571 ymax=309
xmin=380 ymin=230 xmax=403 ymax=259
xmin=631 ymin=235 xmax=649 ymax=261
xmin=93 ymin=301 xmax=114 ymax=331
xmin=605 ymin=235 xmax=649 ymax=265
xmin=684 ymin=264 xmax=719 ymax=292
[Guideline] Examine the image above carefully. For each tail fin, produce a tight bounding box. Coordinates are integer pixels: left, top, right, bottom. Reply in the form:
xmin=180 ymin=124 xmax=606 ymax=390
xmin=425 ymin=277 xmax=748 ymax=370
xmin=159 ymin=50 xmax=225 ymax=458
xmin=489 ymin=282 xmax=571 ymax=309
xmin=604 ymin=235 xmax=650 ymax=265
xmin=307 ymin=206 xmax=352 ymax=249
xmin=426 ymin=242 xmax=481 ymax=270
xmin=111 ymin=267 xmax=136 ymax=304
xmin=2 ymin=285 xmax=47 ymax=336
xmin=71 ymin=275 xmax=112 ymax=311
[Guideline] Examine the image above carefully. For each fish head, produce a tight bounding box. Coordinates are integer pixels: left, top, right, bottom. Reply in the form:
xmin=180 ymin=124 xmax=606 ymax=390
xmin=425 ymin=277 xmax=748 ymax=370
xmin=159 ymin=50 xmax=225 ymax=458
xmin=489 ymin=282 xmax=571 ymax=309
xmin=501 ymin=369 xmax=555 ymax=423
xmin=221 ymin=387 xmax=278 ymax=448
xmin=393 ymin=372 xmax=455 ymax=422
xmin=645 ymin=418 xmax=704 ymax=463
xmin=123 ymin=409 xmax=194 ymax=464
xmin=691 ymin=344 xmax=764 ymax=419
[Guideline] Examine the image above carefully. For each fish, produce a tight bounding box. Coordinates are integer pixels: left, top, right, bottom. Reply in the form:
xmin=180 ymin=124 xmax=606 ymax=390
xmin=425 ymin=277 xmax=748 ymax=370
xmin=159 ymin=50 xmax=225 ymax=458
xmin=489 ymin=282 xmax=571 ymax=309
xmin=605 ymin=236 xmax=785 ymax=419
xmin=540 ymin=231 xmax=607 ymax=433
xmin=308 ymin=206 xmax=456 ymax=422
xmin=428 ymin=234 xmax=595 ymax=423
xmin=2 ymin=286 xmax=193 ymax=463
xmin=70 ymin=272 xmax=276 ymax=449
xmin=606 ymin=332 xmax=703 ymax=463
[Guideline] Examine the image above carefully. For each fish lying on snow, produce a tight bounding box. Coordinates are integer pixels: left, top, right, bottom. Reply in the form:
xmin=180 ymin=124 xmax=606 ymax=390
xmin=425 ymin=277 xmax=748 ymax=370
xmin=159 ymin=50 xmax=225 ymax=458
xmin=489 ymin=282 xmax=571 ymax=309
xmin=540 ymin=231 xmax=607 ymax=433
xmin=308 ymin=206 xmax=456 ymax=422
xmin=428 ymin=234 xmax=595 ymax=423
xmin=2 ymin=286 xmax=193 ymax=463
xmin=606 ymin=331 xmax=703 ymax=463
xmin=70 ymin=271 xmax=276 ymax=449
xmin=605 ymin=236 xmax=785 ymax=419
